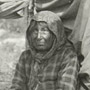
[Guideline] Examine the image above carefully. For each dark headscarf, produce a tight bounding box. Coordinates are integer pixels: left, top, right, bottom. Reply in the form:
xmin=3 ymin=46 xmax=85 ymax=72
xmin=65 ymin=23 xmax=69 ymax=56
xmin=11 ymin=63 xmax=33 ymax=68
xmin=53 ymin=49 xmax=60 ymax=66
xmin=26 ymin=11 xmax=66 ymax=63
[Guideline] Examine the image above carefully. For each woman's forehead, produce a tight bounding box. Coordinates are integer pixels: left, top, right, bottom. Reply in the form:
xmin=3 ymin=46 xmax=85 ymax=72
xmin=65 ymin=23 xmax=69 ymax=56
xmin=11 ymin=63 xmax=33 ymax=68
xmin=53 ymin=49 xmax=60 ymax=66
xmin=33 ymin=21 xmax=48 ymax=29
xmin=37 ymin=21 xmax=47 ymax=27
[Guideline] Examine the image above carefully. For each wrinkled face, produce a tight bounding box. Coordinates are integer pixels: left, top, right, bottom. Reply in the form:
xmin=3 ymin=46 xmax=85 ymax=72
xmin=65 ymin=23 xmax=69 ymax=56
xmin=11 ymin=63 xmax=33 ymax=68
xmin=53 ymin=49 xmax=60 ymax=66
xmin=30 ymin=22 xmax=54 ymax=52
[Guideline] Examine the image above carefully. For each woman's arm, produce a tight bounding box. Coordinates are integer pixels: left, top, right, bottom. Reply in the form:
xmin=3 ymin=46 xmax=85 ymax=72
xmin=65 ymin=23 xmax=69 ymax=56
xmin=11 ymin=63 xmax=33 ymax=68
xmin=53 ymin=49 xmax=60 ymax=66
xmin=57 ymin=49 xmax=80 ymax=90
xmin=10 ymin=51 xmax=28 ymax=90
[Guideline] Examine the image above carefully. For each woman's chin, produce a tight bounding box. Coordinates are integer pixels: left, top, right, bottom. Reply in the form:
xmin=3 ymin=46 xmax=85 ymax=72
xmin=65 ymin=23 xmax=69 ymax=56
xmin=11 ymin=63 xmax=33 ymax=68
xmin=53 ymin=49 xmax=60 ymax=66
xmin=36 ymin=45 xmax=46 ymax=50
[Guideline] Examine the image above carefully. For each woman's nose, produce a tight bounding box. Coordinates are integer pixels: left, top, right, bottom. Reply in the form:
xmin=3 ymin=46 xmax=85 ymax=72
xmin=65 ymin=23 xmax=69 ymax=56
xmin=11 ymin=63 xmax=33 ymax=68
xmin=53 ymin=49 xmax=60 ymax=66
xmin=37 ymin=31 xmax=42 ymax=39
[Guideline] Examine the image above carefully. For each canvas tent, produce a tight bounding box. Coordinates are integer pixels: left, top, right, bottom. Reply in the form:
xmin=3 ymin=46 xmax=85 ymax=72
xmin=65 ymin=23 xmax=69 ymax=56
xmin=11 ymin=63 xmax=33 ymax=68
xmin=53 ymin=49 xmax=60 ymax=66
xmin=0 ymin=0 xmax=80 ymax=30
xmin=70 ymin=0 xmax=90 ymax=89
xmin=0 ymin=0 xmax=31 ymax=19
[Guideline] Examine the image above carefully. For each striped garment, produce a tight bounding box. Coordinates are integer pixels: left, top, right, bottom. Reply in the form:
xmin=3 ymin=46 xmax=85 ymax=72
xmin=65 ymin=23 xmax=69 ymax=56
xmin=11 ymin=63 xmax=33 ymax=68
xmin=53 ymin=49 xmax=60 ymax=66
xmin=11 ymin=43 xmax=79 ymax=90
xmin=11 ymin=11 xmax=80 ymax=90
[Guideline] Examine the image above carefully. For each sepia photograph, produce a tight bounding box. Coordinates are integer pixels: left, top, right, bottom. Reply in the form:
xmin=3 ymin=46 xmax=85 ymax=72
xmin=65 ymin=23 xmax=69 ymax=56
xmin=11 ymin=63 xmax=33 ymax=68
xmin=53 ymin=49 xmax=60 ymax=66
xmin=0 ymin=0 xmax=90 ymax=90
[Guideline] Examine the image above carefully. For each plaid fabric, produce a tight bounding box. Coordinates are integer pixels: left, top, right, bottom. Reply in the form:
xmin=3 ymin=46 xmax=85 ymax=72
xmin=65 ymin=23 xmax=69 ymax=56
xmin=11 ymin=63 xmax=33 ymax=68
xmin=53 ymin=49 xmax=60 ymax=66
xmin=11 ymin=42 xmax=79 ymax=90
xmin=11 ymin=11 xmax=80 ymax=90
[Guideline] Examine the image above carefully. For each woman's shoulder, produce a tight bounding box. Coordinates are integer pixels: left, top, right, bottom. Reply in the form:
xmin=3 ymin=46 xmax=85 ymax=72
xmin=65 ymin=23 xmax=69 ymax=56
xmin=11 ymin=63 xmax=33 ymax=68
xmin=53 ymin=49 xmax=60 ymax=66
xmin=19 ymin=50 xmax=32 ymax=63
xmin=57 ymin=41 xmax=77 ymax=61
xmin=21 ymin=50 xmax=31 ymax=56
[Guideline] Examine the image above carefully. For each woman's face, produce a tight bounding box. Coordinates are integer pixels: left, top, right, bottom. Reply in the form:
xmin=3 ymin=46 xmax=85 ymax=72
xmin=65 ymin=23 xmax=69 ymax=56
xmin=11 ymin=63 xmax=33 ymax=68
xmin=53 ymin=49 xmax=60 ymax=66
xmin=30 ymin=22 xmax=54 ymax=52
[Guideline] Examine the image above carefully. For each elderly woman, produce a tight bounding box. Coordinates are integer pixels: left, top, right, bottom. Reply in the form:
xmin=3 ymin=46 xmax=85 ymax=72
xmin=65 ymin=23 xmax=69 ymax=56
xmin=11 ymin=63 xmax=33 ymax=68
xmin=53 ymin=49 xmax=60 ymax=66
xmin=11 ymin=11 xmax=79 ymax=90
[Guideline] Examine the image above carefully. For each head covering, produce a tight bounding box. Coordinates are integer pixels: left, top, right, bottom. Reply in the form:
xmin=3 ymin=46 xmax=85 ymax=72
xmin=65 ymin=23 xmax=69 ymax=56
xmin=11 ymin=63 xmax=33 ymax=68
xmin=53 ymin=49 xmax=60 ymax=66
xmin=26 ymin=11 xmax=66 ymax=63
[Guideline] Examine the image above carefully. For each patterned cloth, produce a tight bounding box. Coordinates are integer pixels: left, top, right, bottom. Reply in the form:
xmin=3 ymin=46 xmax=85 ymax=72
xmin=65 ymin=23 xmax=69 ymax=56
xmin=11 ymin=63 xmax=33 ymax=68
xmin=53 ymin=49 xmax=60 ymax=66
xmin=11 ymin=11 xmax=80 ymax=90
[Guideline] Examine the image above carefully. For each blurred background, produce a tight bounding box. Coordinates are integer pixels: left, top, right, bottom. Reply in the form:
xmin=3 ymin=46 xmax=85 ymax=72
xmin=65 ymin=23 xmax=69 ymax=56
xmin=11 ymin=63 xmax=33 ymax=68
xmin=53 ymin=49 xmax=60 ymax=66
xmin=0 ymin=17 xmax=27 ymax=90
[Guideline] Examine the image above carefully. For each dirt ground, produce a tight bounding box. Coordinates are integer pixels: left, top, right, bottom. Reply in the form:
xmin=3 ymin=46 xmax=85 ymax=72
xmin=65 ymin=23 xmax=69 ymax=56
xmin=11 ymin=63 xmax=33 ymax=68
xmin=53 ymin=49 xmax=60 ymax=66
xmin=0 ymin=29 xmax=25 ymax=90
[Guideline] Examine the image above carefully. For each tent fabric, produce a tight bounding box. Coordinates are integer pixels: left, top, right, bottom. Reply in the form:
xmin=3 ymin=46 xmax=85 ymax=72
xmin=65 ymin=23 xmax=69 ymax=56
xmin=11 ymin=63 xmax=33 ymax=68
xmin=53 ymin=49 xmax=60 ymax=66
xmin=69 ymin=0 xmax=90 ymax=89
xmin=0 ymin=0 xmax=81 ymax=30
xmin=80 ymin=3 xmax=90 ymax=88
xmin=0 ymin=0 xmax=29 ymax=19
xmin=35 ymin=0 xmax=81 ymax=30
xmin=69 ymin=0 xmax=90 ymax=44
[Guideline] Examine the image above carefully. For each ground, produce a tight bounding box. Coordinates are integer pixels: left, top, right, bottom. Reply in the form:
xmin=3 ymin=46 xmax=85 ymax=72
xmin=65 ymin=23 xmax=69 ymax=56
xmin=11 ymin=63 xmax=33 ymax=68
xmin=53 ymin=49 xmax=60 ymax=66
xmin=0 ymin=28 xmax=25 ymax=90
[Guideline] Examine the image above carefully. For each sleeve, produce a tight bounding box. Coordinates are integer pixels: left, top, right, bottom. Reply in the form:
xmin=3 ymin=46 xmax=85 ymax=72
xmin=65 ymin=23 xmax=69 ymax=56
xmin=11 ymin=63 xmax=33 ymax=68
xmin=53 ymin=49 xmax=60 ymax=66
xmin=57 ymin=49 xmax=80 ymax=90
xmin=10 ymin=51 xmax=28 ymax=90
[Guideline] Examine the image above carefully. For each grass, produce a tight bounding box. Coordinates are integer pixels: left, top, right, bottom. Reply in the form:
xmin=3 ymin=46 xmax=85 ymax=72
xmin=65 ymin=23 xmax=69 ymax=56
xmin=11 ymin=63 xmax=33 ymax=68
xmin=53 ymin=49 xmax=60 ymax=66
xmin=0 ymin=30 xmax=25 ymax=90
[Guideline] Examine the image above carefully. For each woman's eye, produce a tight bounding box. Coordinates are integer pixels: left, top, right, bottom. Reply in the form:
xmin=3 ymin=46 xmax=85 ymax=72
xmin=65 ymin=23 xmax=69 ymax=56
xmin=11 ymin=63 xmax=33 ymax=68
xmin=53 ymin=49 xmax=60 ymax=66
xmin=34 ymin=29 xmax=38 ymax=33
xmin=42 ymin=28 xmax=48 ymax=31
